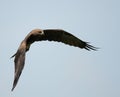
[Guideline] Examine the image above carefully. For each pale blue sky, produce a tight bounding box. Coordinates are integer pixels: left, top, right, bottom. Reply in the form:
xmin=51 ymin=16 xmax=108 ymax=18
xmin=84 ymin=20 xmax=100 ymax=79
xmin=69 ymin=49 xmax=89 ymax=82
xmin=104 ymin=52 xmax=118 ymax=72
xmin=0 ymin=0 xmax=120 ymax=97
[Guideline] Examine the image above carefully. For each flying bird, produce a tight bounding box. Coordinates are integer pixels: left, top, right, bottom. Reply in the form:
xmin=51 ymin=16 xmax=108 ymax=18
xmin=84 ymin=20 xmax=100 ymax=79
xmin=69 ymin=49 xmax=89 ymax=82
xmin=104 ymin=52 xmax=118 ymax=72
xmin=11 ymin=29 xmax=97 ymax=91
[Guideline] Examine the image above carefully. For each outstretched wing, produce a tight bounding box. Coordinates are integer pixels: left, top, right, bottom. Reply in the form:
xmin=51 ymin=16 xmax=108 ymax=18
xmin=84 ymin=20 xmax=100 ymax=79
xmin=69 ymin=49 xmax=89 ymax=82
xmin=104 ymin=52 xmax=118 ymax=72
xmin=43 ymin=29 xmax=97 ymax=50
xmin=11 ymin=42 xmax=26 ymax=91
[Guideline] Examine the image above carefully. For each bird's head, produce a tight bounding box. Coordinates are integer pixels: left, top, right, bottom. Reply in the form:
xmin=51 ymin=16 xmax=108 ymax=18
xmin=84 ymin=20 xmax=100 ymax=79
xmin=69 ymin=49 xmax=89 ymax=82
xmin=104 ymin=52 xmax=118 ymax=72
xmin=31 ymin=29 xmax=44 ymax=35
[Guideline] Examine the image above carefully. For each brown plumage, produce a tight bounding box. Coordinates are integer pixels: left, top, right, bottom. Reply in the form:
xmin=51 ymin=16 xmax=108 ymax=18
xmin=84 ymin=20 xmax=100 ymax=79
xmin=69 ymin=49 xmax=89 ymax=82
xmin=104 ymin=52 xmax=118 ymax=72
xmin=11 ymin=29 xmax=97 ymax=91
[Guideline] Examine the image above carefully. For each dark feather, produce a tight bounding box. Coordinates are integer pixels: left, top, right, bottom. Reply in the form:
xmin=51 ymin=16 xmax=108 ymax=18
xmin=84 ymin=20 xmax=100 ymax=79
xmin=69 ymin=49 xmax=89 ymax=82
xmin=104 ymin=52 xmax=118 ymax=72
xmin=44 ymin=29 xmax=97 ymax=50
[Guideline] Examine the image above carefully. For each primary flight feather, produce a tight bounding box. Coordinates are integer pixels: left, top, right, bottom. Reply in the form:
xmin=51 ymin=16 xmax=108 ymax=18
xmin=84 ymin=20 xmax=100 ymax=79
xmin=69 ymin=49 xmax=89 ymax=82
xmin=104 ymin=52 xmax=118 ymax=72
xmin=11 ymin=29 xmax=97 ymax=91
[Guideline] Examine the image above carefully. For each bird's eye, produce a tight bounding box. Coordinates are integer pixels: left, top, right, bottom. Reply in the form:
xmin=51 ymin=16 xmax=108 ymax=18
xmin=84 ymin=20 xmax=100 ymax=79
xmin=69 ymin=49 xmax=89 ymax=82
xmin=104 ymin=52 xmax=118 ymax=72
xmin=40 ymin=30 xmax=44 ymax=35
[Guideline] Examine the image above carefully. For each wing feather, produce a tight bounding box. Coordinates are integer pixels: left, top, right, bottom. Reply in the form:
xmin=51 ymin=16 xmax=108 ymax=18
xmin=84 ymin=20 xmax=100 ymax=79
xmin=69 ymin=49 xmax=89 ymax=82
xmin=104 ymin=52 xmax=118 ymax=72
xmin=11 ymin=42 xmax=26 ymax=91
xmin=44 ymin=29 xmax=97 ymax=50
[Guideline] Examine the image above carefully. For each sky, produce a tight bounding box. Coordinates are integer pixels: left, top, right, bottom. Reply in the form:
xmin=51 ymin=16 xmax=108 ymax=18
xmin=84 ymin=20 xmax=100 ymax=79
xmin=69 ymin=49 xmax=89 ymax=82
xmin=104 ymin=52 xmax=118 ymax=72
xmin=0 ymin=0 xmax=120 ymax=97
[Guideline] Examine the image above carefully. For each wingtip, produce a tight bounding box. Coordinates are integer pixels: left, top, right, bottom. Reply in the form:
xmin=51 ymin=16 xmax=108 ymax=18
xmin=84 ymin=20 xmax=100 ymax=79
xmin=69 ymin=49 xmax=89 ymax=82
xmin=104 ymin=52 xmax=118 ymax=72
xmin=85 ymin=43 xmax=99 ymax=51
xmin=11 ymin=87 xmax=14 ymax=91
xmin=11 ymin=80 xmax=17 ymax=91
xmin=11 ymin=82 xmax=15 ymax=91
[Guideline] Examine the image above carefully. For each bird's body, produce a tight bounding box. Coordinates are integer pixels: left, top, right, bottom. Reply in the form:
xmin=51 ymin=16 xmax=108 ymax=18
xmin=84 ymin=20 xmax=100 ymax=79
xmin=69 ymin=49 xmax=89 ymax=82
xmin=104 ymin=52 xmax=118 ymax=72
xmin=11 ymin=28 xmax=97 ymax=91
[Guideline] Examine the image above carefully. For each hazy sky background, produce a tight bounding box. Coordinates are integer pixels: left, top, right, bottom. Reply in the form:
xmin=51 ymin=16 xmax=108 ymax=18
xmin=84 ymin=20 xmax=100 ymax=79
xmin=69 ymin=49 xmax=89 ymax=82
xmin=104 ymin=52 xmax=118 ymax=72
xmin=0 ymin=0 xmax=120 ymax=97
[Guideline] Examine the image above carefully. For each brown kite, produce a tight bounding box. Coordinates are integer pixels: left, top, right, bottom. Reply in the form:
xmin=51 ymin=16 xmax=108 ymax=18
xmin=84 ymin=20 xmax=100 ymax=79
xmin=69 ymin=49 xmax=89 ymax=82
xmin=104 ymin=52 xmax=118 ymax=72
xmin=11 ymin=29 xmax=97 ymax=91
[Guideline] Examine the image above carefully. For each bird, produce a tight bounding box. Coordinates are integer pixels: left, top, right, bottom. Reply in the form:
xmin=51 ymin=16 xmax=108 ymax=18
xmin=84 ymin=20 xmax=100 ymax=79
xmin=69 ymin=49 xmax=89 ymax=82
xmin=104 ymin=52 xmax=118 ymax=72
xmin=11 ymin=28 xmax=97 ymax=91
